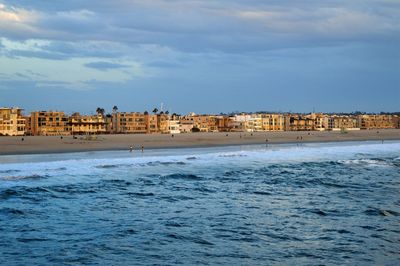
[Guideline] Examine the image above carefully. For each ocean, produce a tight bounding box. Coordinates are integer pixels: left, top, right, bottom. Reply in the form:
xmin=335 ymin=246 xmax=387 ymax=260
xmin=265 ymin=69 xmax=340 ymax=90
xmin=0 ymin=141 xmax=399 ymax=265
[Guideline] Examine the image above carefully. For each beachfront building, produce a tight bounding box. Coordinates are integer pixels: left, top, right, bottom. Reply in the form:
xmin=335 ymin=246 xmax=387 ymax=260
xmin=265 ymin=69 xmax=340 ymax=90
xmin=192 ymin=115 xmax=211 ymax=132
xmin=0 ymin=107 xmax=26 ymax=136
xmin=157 ymin=114 xmax=170 ymax=134
xmin=284 ymin=114 xmax=314 ymax=131
xmin=146 ymin=114 xmax=158 ymax=134
xmin=357 ymin=115 xmax=395 ymax=130
xmin=112 ymin=112 xmax=147 ymax=134
xmin=215 ymin=116 xmax=231 ymax=132
xmin=261 ymin=114 xmax=285 ymax=131
xmin=327 ymin=115 xmax=359 ymax=131
xmin=309 ymin=113 xmax=328 ymax=131
xmin=229 ymin=115 xmax=248 ymax=132
xmin=29 ymin=111 xmax=70 ymax=136
xmin=167 ymin=119 xmax=180 ymax=134
xmin=68 ymin=113 xmax=106 ymax=135
xmin=179 ymin=116 xmax=194 ymax=133
xmin=393 ymin=115 xmax=400 ymax=129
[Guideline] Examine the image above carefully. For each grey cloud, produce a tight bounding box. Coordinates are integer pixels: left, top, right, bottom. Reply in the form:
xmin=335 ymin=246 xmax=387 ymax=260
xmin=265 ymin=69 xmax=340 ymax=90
xmin=2 ymin=0 xmax=399 ymax=54
xmin=84 ymin=61 xmax=130 ymax=71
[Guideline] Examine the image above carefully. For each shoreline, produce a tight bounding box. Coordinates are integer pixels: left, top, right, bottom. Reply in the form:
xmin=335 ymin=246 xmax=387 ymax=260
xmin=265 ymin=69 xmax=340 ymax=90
xmin=0 ymin=129 xmax=399 ymax=156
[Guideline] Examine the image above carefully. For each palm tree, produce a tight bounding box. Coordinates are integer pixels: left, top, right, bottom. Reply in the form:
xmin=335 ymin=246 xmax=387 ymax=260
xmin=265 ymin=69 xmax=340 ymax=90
xmin=112 ymin=105 xmax=118 ymax=113
xmin=144 ymin=111 xmax=149 ymax=115
xmin=152 ymin=108 xmax=158 ymax=114
xmin=96 ymin=107 xmax=105 ymax=117
xmin=160 ymin=111 xmax=164 ymax=115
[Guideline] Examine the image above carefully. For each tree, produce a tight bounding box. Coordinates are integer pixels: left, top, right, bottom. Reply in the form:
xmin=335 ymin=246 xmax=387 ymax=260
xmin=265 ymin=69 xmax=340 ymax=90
xmin=165 ymin=111 xmax=170 ymax=115
xmin=152 ymin=108 xmax=158 ymax=114
xmin=160 ymin=111 xmax=164 ymax=115
xmin=96 ymin=107 xmax=105 ymax=116
xmin=112 ymin=106 xmax=118 ymax=113
xmin=144 ymin=111 xmax=149 ymax=115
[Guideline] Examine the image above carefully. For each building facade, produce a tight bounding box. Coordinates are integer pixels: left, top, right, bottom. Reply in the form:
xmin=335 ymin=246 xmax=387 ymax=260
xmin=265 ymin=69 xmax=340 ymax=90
xmin=30 ymin=111 xmax=69 ymax=136
xmin=0 ymin=107 xmax=26 ymax=136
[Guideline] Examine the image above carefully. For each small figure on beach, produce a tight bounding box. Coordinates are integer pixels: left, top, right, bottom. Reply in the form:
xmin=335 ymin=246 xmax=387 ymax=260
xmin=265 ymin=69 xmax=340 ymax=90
xmin=129 ymin=145 xmax=133 ymax=152
xmin=297 ymin=136 xmax=299 ymax=140
xmin=251 ymin=133 xmax=253 ymax=136
xmin=60 ymin=136 xmax=63 ymax=140
xmin=141 ymin=145 xmax=144 ymax=152
xmin=226 ymin=134 xmax=229 ymax=137
xmin=21 ymin=137 xmax=24 ymax=142
xmin=301 ymin=136 xmax=303 ymax=140
xmin=171 ymin=134 xmax=174 ymax=138
xmin=240 ymin=134 xmax=242 ymax=139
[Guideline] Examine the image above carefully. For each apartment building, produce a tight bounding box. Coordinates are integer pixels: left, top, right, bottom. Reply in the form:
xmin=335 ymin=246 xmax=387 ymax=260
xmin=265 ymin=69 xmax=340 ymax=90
xmin=357 ymin=115 xmax=395 ymax=129
xmin=179 ymin=116 xmax=194 ymax=133
xmin=146 ymin=114 xmax=158 ymax=134
xmin=68 ymin=113 xmax=106 ymax=135
xmin=0 ymin=107 xmax=26 ymax=136
xmin=167 ymin=119 xmax=180 ymax=134
xmin=30 ymin=111 xmax=69 ymax=136
xmin=327 ymin=116 xmax=359 ymax=131
xmin=285 ymin=114 xmax=314 ymax=131
xmin=112 ymin=112 xmax=147 ymax=134
xmin=261 ymin=114 xmax=285 ymax=131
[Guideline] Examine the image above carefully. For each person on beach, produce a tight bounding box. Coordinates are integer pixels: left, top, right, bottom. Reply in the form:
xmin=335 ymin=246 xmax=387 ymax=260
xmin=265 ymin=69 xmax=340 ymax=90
xmin=129 ymin=146 xmax=133 ymax=152
xmin=141 ymin=145 xmax=144 ymax=152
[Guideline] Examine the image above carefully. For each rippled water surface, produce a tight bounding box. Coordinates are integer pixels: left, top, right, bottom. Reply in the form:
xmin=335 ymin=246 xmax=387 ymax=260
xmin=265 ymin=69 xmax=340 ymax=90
xmin=1 ymin=141 xmax=400 ymax=265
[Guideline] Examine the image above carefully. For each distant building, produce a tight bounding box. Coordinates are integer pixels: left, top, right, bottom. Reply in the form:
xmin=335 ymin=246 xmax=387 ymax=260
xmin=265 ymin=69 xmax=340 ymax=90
xmin=167 ymin=119 xmax=180 ymax=134
xmin=327 ymin=115 xmax=359 ymax=131
xmin=0 ymin=107 xmax=26 ymax=136
xmin=68 ymin=113 xmax=106 ymax=135
xmin=112 ymin=112 xmax=147 ymax=134
xmin=357 ymin=115 xmax=395 ymax=129
xmin=285 ymin=114 xmax=314 ymax=131
xmin=30 ymin=111 xmax=69 ymax=136
xmin=261 ymin=114 xmax=285 ymax=131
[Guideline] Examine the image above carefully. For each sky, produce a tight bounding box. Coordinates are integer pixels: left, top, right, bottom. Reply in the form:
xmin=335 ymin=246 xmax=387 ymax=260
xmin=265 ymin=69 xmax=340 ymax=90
xmin=0 ymin=0 xmax=399 ymax=114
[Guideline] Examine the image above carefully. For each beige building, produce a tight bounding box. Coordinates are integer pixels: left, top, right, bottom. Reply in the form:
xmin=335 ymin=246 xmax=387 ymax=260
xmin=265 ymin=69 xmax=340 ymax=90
xmin=357 ymin=115 xmax=395 ymax=129
xmin=68 ymin=113 xmax=106 ymax=135
xmin=327 ymin=115 xmax=359 ymax=131
xmin=0 ymin=107 xmax=26 ymax=136
xmin=261 ymin=114 xmax=285 ymax=131
xmin=112 ymin=112 xmax=147 ymax=134
xmin=30 ymin=111 xmax=69 ymax=136
xmin=285 ymin=114 xmax=314 ymax=131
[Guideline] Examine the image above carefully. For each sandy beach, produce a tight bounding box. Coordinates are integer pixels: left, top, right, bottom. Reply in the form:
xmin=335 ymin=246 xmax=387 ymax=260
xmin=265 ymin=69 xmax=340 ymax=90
xmin=0 ymin=129 xmax=399 ymax=155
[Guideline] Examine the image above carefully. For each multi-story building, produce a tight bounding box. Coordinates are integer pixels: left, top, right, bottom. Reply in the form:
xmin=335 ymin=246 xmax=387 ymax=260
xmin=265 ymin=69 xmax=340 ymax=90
xmin=30 ymin=111 xmax=69 ymax=136
xmin=393 ymin=115 xmax=400 ymax=129
xmin=112 ymin=112 xmax=147 ymax=134
xmin=192 ymin=115 xmax=210 ymax=132
xmin=327 ymin=115 xmax=359 ymax=131
xmin=68 ymin=113 xmax=106 ymax=135
xmin=157 ymin=114 xmax=169 ymax=134
xmin=146 ymin=114 xmax=158 ymax=134
xmin=284 ymin=114 xmax=314 ymax=131
xmin=261 ymin=114 xmax=285 ymax=131
xmin=167 ymin=119 xmax=180 ymax=134
xmin=0 ymin=107 xmax=26 ymax=136
xmin=179 ymin=116 xmax=194 ymax=133
xmin=357 ymin=115 xmax=395 ymax=129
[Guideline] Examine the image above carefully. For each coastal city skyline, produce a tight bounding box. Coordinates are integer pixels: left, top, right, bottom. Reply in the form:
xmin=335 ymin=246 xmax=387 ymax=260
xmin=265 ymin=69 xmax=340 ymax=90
xmin=1 ymin=0 xmax=399 ymax=113
xmin=1 ymin=106 xmax=399 ymax=137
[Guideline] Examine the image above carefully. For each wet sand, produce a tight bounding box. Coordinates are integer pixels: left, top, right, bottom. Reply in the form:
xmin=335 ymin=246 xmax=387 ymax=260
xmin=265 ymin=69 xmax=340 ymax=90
xmin=0 ymin=129 xmax=399 ymax=155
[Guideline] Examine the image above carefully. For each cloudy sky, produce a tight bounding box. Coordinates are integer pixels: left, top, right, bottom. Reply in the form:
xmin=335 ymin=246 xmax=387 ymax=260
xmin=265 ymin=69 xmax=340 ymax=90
xmin=0 ymin=0 xmax=399 ymax=114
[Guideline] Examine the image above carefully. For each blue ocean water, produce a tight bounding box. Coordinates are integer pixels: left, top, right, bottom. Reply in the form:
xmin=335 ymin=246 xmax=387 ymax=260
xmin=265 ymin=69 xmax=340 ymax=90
xmin=0 ymin=141 xmax=399 ymax=265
